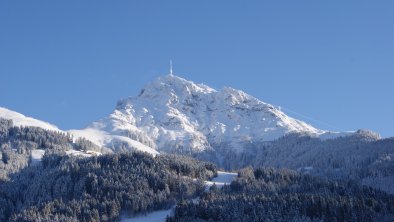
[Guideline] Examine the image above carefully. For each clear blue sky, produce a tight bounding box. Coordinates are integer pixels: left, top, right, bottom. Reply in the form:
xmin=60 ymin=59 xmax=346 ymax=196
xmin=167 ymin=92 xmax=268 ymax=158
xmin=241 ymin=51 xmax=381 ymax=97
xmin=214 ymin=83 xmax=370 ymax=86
xmin=1 ymin=1 xmax=393 ymax=137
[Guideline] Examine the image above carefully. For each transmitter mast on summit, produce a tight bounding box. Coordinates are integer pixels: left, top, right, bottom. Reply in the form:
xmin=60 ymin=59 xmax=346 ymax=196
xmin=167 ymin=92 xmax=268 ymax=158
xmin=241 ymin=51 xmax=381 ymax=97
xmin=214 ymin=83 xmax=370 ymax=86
xmin=170 ymin=60 xmax=173 ymax=75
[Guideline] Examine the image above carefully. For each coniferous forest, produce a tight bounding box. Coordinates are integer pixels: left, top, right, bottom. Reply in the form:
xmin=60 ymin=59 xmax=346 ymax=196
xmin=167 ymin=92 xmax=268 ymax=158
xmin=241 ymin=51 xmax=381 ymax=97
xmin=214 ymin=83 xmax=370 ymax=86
xmin=1 ymin=118 xmax=394 ymax=221
xmin=0 ymin=152 xmax=216 ymax=221
xmin=168 ymin=167 xmax=394 ymax=222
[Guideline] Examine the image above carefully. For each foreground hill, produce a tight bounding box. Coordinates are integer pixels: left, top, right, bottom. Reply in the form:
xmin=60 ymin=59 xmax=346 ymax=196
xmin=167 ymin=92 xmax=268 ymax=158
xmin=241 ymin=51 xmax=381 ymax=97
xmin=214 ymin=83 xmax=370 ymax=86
xmin=0 ymin=152 xmax=217 ymax=221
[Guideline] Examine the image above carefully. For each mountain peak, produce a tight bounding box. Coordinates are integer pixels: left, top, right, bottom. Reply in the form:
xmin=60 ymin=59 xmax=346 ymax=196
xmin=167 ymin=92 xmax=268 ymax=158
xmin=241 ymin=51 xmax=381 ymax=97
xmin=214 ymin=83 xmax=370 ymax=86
xmin=91 ymin=75 xmax=330 ymax=154
xmin=139 ymin=74 xmax=216 ymax=98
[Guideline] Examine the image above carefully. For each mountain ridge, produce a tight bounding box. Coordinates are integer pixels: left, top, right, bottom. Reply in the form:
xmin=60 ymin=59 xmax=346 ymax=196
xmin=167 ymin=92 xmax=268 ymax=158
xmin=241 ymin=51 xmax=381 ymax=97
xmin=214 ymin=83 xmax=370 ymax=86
xmin=0 ymin=107 xmax=60 ymax=132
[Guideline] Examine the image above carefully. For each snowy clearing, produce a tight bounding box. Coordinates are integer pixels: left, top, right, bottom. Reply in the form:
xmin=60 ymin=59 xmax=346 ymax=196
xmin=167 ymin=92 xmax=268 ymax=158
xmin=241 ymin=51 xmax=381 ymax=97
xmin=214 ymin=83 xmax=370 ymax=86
xmin=31 ymin=149 xmax=45 ymax=165
xmin=204 ymin=171 xmax=238 ymax=189
xmin=121 ymin=171 xmax=237 ymax=222
xmin=30 ymin=149 xmax=100 ymax=165
xmin=65 ymin=150 xmax=96 ymax=158
xmin=121 ymin=208 xmax=174 ymax=222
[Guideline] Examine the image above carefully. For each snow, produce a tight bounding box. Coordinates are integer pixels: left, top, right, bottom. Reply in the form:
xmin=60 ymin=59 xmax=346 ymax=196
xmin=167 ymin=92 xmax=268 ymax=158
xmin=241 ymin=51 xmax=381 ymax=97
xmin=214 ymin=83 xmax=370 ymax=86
xmin=113 ymin=136 xmax=159 ymax=155
xmin=30 ymin=149 xmax=101 ymax=165
xmin=68 ymin=128 xmax=108 ymax=146
xmin=68 ymin=128 xmax=159 ymax=156
xmin=65 ymin=149 xmax=96 ymax=157
xmin=0 ymin=107 xmax=158 ymax=156
xmin=204 ymin=171 xmax=238 ymax=188
xmin=121 ymin=208 xmax=174 ymax=222
xmin=0 ymin=107 xmax=60 ymax=132
xmin=31 ymin=149 xmax=45 ymax=165
xmin=79 ymin=74 xmax=335 ymax=154
xmin=297 ymin=166 xmax=314 ymax=173
xmin=319 ymin=131 xmax=355 ymax=140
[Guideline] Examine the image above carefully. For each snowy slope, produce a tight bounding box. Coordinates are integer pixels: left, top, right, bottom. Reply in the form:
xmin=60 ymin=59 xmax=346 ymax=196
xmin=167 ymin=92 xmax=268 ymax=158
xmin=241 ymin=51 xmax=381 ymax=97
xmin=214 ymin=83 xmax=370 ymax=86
xmin=0 ymin=107 xmax=60 ymax=131
xmin=0 ymin=107 xmax=158 ymax=155
xmin=69 ymin=128 xmax=159 ymax=156
xmin=76 ymin=74 xmax=328 ymax=154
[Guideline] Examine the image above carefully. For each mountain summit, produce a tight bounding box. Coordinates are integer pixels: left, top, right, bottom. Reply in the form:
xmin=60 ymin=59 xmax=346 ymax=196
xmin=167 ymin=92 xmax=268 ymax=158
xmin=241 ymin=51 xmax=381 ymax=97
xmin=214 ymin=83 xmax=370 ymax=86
xmin=70 ymin=74 xmax=331 ymax=154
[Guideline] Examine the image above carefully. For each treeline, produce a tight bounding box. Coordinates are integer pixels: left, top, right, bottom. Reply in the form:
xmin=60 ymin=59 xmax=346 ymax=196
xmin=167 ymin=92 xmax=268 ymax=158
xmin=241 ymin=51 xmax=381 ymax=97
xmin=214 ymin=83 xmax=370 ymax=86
xmin=0 ymin=152 xmax=217 ymax=221
xmin=168 ymin=167 xmax=394 ymax=222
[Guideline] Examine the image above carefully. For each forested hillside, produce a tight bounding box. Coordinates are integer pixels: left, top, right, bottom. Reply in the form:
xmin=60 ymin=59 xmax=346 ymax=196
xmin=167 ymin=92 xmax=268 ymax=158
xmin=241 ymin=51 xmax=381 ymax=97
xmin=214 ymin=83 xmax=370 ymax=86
xmin=0 ymin=118 xmax=101 ymax=180
xmin=208 ymin=131 xmax=394 ymax=194
xmin=0 ymin=152 xmax=217 ymax=221
xmin=1 ymin=117 xmax=394 ymax=221
xmin=169 ymin=167 xmax=394 ymax=222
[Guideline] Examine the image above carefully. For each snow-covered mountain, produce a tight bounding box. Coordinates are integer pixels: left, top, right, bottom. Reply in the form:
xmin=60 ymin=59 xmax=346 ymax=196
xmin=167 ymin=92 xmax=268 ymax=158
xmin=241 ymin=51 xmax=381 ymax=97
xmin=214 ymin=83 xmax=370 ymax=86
xmin=72 ymin=74 xmax=336 ymax=154
xmin=0 ymin=75 xmax=353 ymax=156
xmin=0 ymin=107 xmax=60 ymax=132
